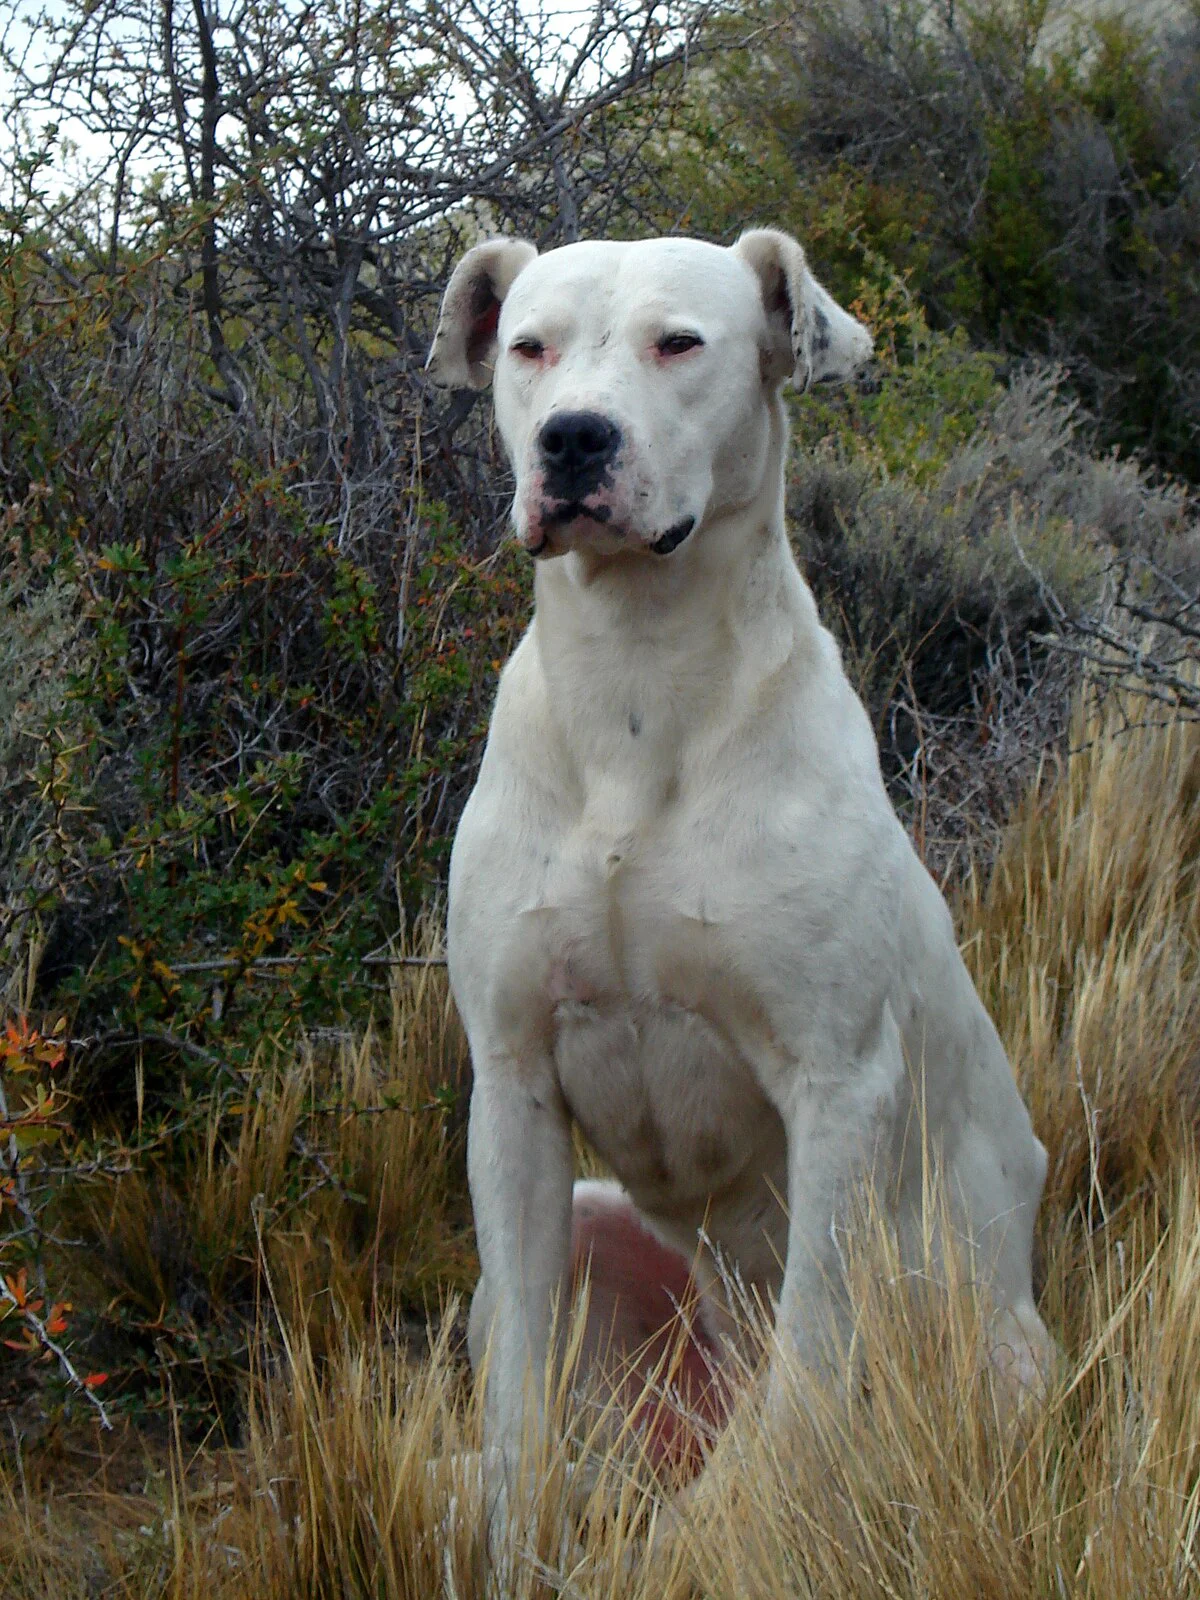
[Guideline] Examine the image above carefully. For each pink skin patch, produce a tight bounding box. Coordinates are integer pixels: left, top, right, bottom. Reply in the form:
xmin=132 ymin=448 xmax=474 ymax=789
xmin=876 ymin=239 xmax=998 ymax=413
xmin=570 ymin=1187 xmax=735 ymax=1481
xmin=517 ymin=469 xmax=625 ymax=556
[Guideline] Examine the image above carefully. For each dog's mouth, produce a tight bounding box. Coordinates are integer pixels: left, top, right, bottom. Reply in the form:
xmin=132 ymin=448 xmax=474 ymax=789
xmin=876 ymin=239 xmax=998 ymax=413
xmin=524 ymin=507 xmax=696 ymax=560
xmin=649 ymin=517 xmax=696 ymax=556
xmin=525 ymin=499 xmax=614 ymax=558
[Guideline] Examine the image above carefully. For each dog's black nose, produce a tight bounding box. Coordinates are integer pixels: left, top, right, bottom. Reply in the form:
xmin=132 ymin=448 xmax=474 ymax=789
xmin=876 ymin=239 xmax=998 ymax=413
xmin=538 ymin=411 xmax=620 ymax=495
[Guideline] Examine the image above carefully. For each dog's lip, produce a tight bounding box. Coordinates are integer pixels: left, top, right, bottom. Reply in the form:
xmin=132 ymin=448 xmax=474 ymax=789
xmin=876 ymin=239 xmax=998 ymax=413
xmin=524 ymin=506 xmax=696 ymax=558
xmin=523 ymin=499 xmax=615 ymax=557
xmin=545 ymin=498 xmax=613 ymax=527
xmin=649 ymin=516 xmax=696 ymax=556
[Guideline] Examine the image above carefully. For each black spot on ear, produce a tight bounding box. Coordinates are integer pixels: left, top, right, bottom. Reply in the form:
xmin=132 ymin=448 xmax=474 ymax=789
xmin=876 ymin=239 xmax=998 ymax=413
xmin=812 ymin=305 xmax=831 ymax=355
xmin=628 ymin=711 xmax=642 ymax=737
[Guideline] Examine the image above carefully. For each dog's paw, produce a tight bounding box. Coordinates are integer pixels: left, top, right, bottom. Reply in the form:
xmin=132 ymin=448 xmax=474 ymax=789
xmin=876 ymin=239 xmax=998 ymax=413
xmin=989 ymin=1305 xmax=1055 ymax=1408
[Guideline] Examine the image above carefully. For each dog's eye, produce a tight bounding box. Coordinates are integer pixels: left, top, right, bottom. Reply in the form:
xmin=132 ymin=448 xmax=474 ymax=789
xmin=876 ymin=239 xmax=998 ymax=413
xmin=657 ymin=332 xmax=704 ymax=357
xmin=510 ymin=337 xmax=545 ymax=360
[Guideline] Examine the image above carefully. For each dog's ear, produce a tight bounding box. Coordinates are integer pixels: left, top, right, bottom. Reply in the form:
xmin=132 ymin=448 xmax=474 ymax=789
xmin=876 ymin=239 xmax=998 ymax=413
xmin=733 ymin=228 xmax=872 ymax=392
xmin=426 ymin=238 xmax=539 ymax=390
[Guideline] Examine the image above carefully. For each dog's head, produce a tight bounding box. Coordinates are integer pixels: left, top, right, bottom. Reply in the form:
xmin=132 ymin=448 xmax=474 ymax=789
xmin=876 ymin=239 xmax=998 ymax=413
xmin=427 ymin=230 xmax=871 ymax=561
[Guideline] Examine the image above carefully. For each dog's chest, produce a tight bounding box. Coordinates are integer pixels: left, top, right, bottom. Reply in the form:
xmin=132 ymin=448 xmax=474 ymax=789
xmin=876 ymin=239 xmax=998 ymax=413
xmin=555 ymin=993 xmax=780 ymax=1216
xmin=534 ymin=820 xmax=783 ymax=1213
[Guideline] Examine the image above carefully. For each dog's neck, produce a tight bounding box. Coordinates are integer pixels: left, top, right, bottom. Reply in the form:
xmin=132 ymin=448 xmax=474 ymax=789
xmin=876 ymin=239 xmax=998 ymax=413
xmin=528 ymin=399 xmax=821 ymax=813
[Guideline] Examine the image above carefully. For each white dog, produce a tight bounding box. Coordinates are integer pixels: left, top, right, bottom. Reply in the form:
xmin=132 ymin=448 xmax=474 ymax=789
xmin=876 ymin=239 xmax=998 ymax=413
xmin=427 ymin=228 xmax=1050 ymax=1485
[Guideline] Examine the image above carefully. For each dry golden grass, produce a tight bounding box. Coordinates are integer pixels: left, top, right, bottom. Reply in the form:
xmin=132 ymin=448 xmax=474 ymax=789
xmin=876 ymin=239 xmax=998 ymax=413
xmin=75 ymin=932 xmax=477 ymax=1372
xmin=962 ymin=704 xmax=1200 ymax=1221
xmin=3 ymin=700 xmax=1200 ymax=1597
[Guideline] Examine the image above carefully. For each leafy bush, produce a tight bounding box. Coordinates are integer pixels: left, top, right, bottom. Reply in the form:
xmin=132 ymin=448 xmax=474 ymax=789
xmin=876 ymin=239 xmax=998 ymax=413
xmin=675 ymin=0 xmax=1200 ymax=480
xmin=0 ymin=555 xmax=85 ymax=1012
xmin=1 ymin=244 xmax=531 ymax=1099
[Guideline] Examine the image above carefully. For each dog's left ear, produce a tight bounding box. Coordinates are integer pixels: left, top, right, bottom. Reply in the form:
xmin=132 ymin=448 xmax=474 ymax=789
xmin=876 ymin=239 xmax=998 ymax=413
xmin=426 ymin=238 xmax=539 ymax=390
xmin=733 ymin=228 xmax=873 ymax=391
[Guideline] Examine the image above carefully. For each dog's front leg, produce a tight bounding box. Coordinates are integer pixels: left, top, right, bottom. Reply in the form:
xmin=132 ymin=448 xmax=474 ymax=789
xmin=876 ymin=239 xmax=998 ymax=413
xmin=467 ymin=1059 xmax=574 ymax=1496
xmin=766 ymin=1004 xmax=906 ymax=1413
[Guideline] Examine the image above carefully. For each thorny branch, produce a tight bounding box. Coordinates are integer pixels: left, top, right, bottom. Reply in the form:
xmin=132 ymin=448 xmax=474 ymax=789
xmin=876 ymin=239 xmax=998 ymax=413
xmin=0 ymin=1274 xmax=113 ymax=1429
xmin=0 ymin=1072 xmax=114 ymax=1428
xmin=1028 ymin=549 xmax=1200 ymax=722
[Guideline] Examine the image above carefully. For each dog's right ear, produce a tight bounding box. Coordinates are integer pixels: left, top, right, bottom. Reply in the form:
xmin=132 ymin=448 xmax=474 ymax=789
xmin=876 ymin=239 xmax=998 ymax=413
xmin=733 ymin=228 xmax=872 ymax=392
xmin=426 ymin=239 xmax=539 ymax=391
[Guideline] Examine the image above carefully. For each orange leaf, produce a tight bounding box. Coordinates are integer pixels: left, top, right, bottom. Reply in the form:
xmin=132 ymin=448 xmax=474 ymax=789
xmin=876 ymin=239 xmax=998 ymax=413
xmin=83 ymin=1372 xmax=109 ymax=1388
xmin=45 ymin=1304 xmax=71 ymax=1336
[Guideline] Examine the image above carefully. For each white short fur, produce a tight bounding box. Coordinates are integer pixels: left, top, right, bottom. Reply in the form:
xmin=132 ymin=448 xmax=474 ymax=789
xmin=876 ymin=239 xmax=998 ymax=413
xmin=427 ymin=228 xmax=1050 ymax=1482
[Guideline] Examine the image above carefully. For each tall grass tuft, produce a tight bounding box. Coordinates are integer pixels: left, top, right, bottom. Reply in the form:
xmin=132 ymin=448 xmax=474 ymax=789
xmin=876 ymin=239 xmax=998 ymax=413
xmin=961 ymin=698 xmax=1200 ymax=1220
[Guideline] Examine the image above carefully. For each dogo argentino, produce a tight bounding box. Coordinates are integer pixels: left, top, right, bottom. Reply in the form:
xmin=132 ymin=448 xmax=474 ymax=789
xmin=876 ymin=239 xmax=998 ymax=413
xmin=427 ymin=227 xmax=1051 ymax=1484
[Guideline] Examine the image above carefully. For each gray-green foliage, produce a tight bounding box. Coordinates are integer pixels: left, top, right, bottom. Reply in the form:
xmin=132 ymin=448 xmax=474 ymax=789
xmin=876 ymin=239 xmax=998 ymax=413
xmin=791 ymin=363 xmax=1188 ymax=712
xmin=784 ymin=304 xmax=1197 ymax=858
xmin=0 ymin=562 xmax=85 ymax=1006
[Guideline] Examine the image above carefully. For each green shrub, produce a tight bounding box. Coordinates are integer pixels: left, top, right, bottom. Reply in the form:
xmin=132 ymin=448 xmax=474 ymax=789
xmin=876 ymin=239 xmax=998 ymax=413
xmin=673 ymin=0 xmax=1200 ymax=481
xmin=0 ymin=246 xmax=531 ymax=1106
